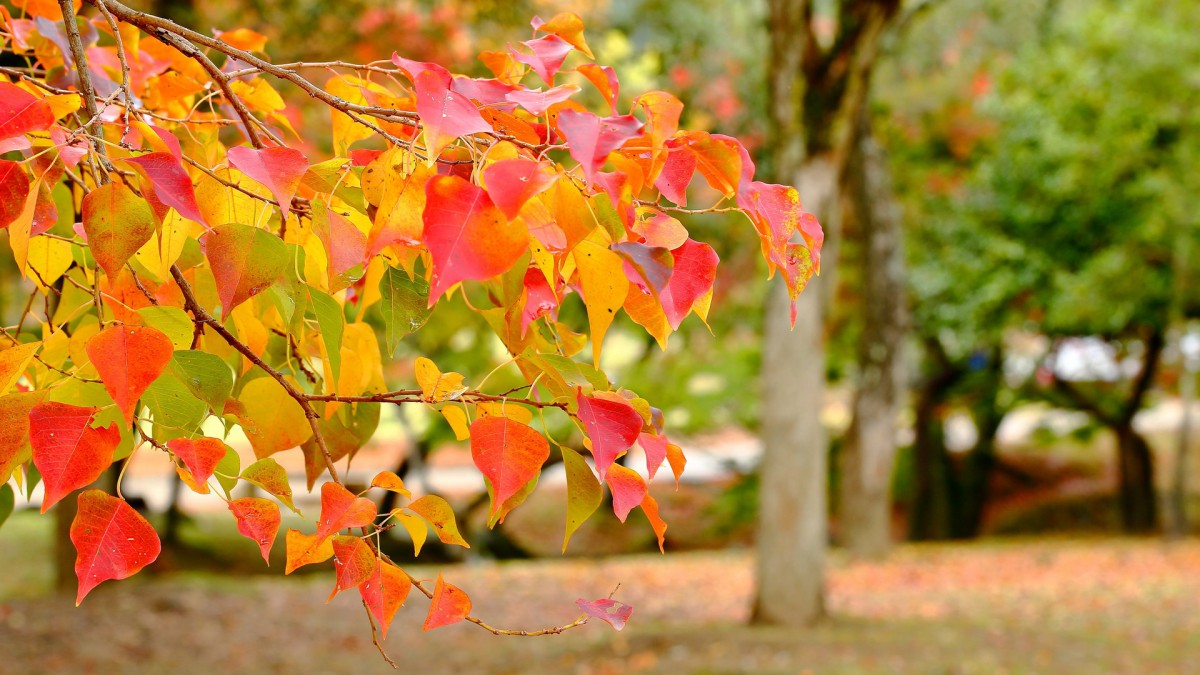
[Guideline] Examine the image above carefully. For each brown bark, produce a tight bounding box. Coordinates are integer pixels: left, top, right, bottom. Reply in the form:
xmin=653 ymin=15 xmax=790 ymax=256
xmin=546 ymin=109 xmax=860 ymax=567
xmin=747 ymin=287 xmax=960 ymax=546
xmin=839 ymin=110 xmax=908 ymax=558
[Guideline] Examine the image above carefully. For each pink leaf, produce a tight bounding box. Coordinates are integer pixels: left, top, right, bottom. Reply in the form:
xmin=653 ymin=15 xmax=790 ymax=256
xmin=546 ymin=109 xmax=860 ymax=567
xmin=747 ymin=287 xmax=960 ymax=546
xmin=226 ymin=145 xmax=309 ymax=223
xmin=415 ymin=71 xmax=492 ymax=158
xmin=576 ymin=598 xmax=633 ymax=631
xmin=575 ymin=391 xmax=642 ymax=480
xmin=482 ymin=157 xmax=557 ymax=219
xmin=556 ymin=110 xmax=642 ymax=184
xmin=510 ymin=35 xmax=573 ymax=86
xmin=521 ymin=267 xmax=558 ymax=337
xmin=659 ymin=239 xmax=719 ymax=330
xmin=505 ymin=84 xmax=579 ymax=116
xmin=122 ymin=152 xmax=208 ymax=227
xmin=637 ymin=432 xmax=668 ymax=480
xmin=605 ymin=463 xmax=647 ymax=522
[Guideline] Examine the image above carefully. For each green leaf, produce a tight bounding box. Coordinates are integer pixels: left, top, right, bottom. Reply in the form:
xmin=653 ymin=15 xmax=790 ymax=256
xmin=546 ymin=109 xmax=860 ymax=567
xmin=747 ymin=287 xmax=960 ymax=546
xmin=242 ymin=458 xmax=297 ymax=512
xmin=520 ymin=351 xmax=609 ymax=398
xmin=561 ymin=446 xmax=601 ymax=553
xmin=307 ymin=286 xmax=344 ymax=384
xmin=170 ymin=350 xmax=234 ymax=413
xmin=378 ymin=265 xmax=431 ymax=356
xmin=214 ymin=444 xmax=241 ymax=498
xmin=0 ymin=483 xmax=13 ymax=530
xmin=142 ymin=372 xmax=208 ymax=441
xmin=137 ymin=306 xmax=194 ymax=349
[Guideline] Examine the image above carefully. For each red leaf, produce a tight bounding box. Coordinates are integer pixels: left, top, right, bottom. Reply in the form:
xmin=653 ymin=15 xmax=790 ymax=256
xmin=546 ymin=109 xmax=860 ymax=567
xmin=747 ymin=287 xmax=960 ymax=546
xmin=312 ymin=200 xmax=367 ymax=283
xmin=360 ymin=561 xmax=411 ymax=638
xmin=469 ymin=416 xmax=550 ymax=520
xmin=605 ymin=463 xmax=647 ymax=522
xmin=637 ymin=432 xmax=668 ymax=480
xmin=315 ymin=481 xmax=377 ymax=540
xmin=226 ymin=145 xmax=308 ymax=223
xmin=654 ymin=143 xmax=697 ymax=206
xmin=202 ymin=223 xmax=289 ymax=317
xmin=328 ymin=535 xmax=379 ymax=602
xmin=122 ymin=152 xmax=208 ymax=226
xmin=482 ymin=157 xmax=557 ymax=219
xmin=576 ymin=598 xmax=633 ymax=631
xmin=577 ymin=64 xmax=619 ymax=115
xmin=423 ymin=573 xmax=471 ymax=630
xmin=71 ymin=490 xmax=160 ymax=605
xmin=659 ymin=239 xmax=719 ymax=330
xmin=415 ymin=70 xmax=492 ymax=158
xmin=0 ymin=83 xmax=54 ymax=143
xmin=575 ymin=391 xmax=642 ymax=480
xmin=422 ymin=175 xmax=529 ymax=305
xmin=30 ymin=403 xmax=121 ymax=513
xmin=86 ymin=324 xmax=174 ymax=423
xmin=228 ymin=497 xmax=280 ymax=564
xmin=510 ymin=35 xmax=573 ymax=86
xmin=81 ymin=182 xmax=158 ymax=280
xmin=521 ymin=267 xmax=558 ymax=337
xmin=556 ymin=110 xmax=642 ymax=184
xmin=390 ymin=53 xmax=452 ymax=87
xmin=640 ymin=493 xmax=668 ymax=553
xmin=0 ymin=160 xmax=31 ymax=229
xmin=505 ymin=84 xmax=579 ymax=116
xmin=167 ymin=437 xmax=226 ymax=487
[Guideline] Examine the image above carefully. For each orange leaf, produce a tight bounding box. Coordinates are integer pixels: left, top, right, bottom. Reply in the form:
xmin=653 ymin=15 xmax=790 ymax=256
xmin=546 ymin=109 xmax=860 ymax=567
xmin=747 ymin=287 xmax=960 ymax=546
xmin=0 ymin=391 xmax=43 ymax=483
xmin=29 ymin=403 xmax=120 ymax=513
xmin=167 ymin=437 xmax=227 ymax=486
xmin=360 ymin=561 xmax=411 ymax=639
xmin=605 ymin=463 xmax=647 ymax=523
xmin=71 ymin=490 xmax=161 ymax=605
xmin=535 ymin=12 xmax=594 ymax=58
xmin=640 ymin=493 xmax=668 ymax=553
xmin=423 ymin=175 xmax=529 ymax=304
xmin=370 ymin=470 xmax=411 ymax=498
xmin=328 ymin=535 xmax=378 ymax=602
xmin=423 ymin=573 xmax=471 ymax=630
xmin=81 ymin=182 xmax=157 ymax=280
xmin=469 ymin=416 xmax=549 ymax=520
xmin=228 ymin=497 xmax=280 ymax=564
xmin=315 ymin=481 xmax=377 ymax=540
xmin=86 ymin=324 xmax=174 ymax=423
xmin=285 ymin=528 xmax=334 ymax=574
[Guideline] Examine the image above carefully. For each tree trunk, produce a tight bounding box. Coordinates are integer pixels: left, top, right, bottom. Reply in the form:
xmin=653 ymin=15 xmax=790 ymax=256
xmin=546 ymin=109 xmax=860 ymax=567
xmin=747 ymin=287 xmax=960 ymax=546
xmin=1116 ymin=425 xmax=1158 ymax=533
xmin=754 ymin=157 xmax=838 ymax=626
xmin=839 ymin=111 xmax=908 ymax=558
xmin=1166 ymin=357 xmax=1193 ymax=538
xmin=908 ymin=343 xmax=961 ymax=541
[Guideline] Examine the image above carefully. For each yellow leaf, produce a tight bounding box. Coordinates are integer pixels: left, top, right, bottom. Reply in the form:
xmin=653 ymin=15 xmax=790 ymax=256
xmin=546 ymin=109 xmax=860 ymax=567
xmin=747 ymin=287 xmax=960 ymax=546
xmin=475 ymin=401 xmax=533 ymax=425
xmin=414 ymin=357 xmax=468 ymax=402
xmin=0 ymin=341 xmax=39 ymax=395
xmin=572 ymin=234 xmax=628 ymax=368
xmin=238 ymin=377 xmax=313 ymax=458
xmin=440 ymin=406 xmax=471 ymax=441
xmin=26 ymin=236 xmax=74 ymax=291
xmin=131 ymin=209 xmax=190 ymax=282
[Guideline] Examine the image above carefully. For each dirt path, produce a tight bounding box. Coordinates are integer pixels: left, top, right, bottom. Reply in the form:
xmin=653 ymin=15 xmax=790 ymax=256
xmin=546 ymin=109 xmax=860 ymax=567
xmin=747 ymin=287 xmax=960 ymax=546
xmin=1 ymin=539 xmax=1197 ymax=674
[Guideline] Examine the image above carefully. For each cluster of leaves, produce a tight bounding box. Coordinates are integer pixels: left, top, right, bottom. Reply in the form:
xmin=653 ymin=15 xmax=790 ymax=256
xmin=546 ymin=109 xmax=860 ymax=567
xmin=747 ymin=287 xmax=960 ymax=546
xmin=0 ymin=0 xmax=819 ymax=650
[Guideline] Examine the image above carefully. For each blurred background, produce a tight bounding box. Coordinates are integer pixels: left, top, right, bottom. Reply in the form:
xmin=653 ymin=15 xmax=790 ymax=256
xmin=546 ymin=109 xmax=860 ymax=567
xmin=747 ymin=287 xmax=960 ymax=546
xmin=2 ymin=0 xmax=1199 ymax=672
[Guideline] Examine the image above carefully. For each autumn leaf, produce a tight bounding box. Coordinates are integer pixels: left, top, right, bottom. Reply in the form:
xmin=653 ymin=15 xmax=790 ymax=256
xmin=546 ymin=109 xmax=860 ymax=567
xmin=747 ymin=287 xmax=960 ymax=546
xmin=482 ymin=158 xmax=557 ymax=219
xmin=605 ymin=463 xmax=647 ymax=522
xmin=360 ymin=561 xmax=411 ymax=638
xmin=378 ymin=266 xmax=431 ymax=356
xmin=505 ymin=85 xmax=579 ymax=116
xmin=226 ymin=145 xmax=308 ymax=223
xmin=228 ymin=497 xmax=281 ymax=564
xmin=315 ymin=481 xmax=377 ymax=540
xmin=122 ymin=152 xmax=208 ymax=227
xmin=659 ymin=239 xmax=719 ymax=330
xmin=510 ymin=35 xmax=573 ymax=86
xmin=414 ymin=356 xmax=468 ymax=402
xmin=423 ymin=573 xmax=471 ymax=630
xmin=167 ymin=437 xmax=227 ymax=487
xmin=423 ymin=175 xmax=529 ymax=305
xmin=534 ymin=12 xmax=594 ymax=58
xmin=573 ymin=236 xmax=629 ymax=368
xmin=556 ymin=110 xmax=643 ymax=184
xmin=576 ymin=64 xmax=619 ymax=115
xmin=0 ymin=82 xmax=54 ymax=144
xmin=0 ymin=160 xmax=32 ymax=229
xmin=470 ymin=416 xmax=549 ymax=520
xmin=202 ymin=223 xmax=289 ymax=317
xmin=237 ymin=377 xmax=313 ymax=459
xmin=370 ymin=470 xmax=411 ymax=498
xmin=414 ymin=70 xmax=491 ymax=159
xmin=80 ymin=182 xmax=158 ymax=280
xmin=240 ymin=458 xmax=296 ymax=511
xmin=406 ymin=494 xmax=470 ymax=548
xmin=0 ymin=391 xmax=44 ymax=484
xmin=640 ymin=493 xmax=668 ymax=553
xmin=71 ymin=490 xmax=161 ymax=605
xmin=86 ymin=324 xmax=174 ymax=423
xmin=561 ymin=446 xmax=601 ymax=553
xmin=328 ymin=535 xmax=378 ymax=602
xmin=575 ymin=391 xmax=642 ymax=480
xmin=0 ymin=341 xmax=38 ymax=395
xmin=30 ymin=403 xmax=121 ymax=513
xmin=285 ymin=528 xmax=334 ymax=574
xmin=576 ymin=598 xmax=633 ymax=631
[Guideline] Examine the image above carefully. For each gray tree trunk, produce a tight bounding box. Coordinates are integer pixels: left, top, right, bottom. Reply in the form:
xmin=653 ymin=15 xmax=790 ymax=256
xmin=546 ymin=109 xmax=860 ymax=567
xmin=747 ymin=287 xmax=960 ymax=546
xmin=838 ymin=117 xmax=907 ymax=558
xmin=754 ymin=158 xmax=839 ymax=625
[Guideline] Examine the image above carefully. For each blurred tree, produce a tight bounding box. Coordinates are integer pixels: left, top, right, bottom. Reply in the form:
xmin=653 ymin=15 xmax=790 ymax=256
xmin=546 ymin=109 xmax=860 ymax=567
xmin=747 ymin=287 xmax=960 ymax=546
xmin=756 ymin=0 xmax=903 ymax=624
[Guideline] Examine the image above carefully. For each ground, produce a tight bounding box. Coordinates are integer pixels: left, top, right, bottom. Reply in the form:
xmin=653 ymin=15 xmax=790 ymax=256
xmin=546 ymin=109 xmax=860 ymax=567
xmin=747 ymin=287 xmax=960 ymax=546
xmin=1 ymin=534 xmax=1197 ymax=674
